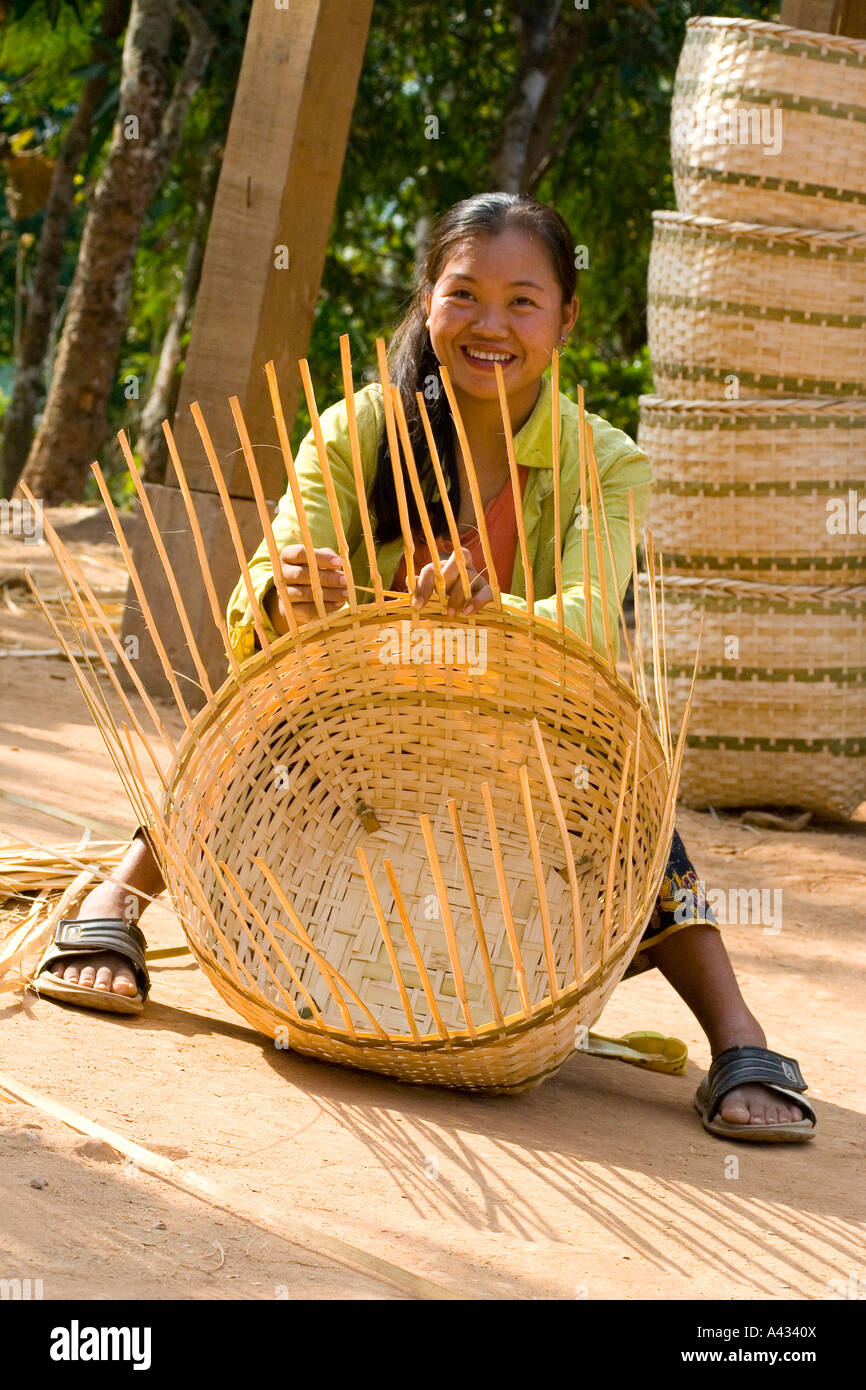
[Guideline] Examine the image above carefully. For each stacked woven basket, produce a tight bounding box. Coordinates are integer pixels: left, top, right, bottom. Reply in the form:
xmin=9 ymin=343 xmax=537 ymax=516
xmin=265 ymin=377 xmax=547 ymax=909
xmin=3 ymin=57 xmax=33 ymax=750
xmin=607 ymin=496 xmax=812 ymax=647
xmin=640 ymin=16 xmax=866 ymax=818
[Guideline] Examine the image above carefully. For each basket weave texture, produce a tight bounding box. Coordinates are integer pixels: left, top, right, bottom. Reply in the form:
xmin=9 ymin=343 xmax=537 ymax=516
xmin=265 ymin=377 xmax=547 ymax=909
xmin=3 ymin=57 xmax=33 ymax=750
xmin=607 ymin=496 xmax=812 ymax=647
xmin=638 ymin=395 xmax=866 ymax=583
xmin=647 ymin=212 xmax=866 ymax=400
xmin=671 ymin=17 xmax=866 ymax=232
xmin=641 ymin=573 xmax=866 ymax=819
xmin=22 ymin=341 xmax=686 ymax=1093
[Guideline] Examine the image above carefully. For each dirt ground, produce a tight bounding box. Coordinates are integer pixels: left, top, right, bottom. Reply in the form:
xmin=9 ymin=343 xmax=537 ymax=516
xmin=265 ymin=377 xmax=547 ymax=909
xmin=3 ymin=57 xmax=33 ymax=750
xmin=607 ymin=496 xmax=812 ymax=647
xmin=1 ymin=508 xmax=864 ymax=1301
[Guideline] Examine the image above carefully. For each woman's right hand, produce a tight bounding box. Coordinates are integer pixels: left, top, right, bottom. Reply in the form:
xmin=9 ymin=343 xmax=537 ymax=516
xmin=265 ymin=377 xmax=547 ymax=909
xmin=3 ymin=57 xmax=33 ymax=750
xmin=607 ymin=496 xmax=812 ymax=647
xmin=265 ymin=544 xmax=348 ymax=632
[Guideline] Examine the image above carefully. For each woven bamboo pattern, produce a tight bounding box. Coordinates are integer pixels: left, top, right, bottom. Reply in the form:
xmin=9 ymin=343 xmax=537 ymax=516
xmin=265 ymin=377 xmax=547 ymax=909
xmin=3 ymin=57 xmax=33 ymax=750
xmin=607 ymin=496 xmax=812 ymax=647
xmin=638 ymin=395 xmax=866 ymax=583
xmin=20 ymin=338 xmax=690 ymax=1093
xmin=640 ymin=573 xmax=866 ymax=819
xmin=671 ymin=17 xmax=866 ymax=232
xmin=647 ymin=212 xmax=866 ymax=399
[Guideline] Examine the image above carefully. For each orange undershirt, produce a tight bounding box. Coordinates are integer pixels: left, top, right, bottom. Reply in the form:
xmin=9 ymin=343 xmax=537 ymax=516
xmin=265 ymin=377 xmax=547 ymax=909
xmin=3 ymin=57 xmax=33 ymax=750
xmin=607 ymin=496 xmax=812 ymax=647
xmin=392 ymin=464 xmax=529 ymax=595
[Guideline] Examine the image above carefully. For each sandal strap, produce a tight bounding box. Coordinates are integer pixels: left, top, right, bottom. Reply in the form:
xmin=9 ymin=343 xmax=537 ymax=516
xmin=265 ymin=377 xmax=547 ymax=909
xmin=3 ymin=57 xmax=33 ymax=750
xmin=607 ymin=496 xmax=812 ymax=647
xmin=705 ymin=1045 xmax=814 ymax=1124
xmin=40 ymin=918 xmax=150 ymax=999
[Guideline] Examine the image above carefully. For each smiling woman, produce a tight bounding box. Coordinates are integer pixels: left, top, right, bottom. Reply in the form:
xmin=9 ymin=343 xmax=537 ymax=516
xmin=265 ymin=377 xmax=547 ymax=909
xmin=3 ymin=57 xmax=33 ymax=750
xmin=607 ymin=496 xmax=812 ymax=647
xmin=372 ymin=194 xmax=580 ymax=545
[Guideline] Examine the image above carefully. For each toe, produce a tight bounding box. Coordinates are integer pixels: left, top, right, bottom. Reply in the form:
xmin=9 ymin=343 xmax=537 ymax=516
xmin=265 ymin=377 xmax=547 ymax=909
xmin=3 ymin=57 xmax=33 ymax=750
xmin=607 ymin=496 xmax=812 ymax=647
xmin=61 ymin=962 xmax=80 ymax=984
xmin=718 ymin=1088 xmax=752 ymax=1126
xmin=112 ymin=966 xmax=139 ymax=997
xmin=93 ymin=965 xmax=114 ymax=992
xmin=78 ymin=964 xmax=96 ymax=988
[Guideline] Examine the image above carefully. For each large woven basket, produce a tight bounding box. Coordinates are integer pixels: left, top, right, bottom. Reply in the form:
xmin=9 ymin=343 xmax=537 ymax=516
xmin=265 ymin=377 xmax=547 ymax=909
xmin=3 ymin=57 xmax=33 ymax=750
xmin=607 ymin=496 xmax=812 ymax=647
xmin=638 ymin=395 xmax=866 ymax=583
xmin=22 ymin=339 xmax=686 ymax=1093
xmin=647 ymin=212 xmax=866 ymax=399
xmin=640 ymin=573 xmax=866 ymax=819
xmin=671 ymin=17 xmax=866 ymax=231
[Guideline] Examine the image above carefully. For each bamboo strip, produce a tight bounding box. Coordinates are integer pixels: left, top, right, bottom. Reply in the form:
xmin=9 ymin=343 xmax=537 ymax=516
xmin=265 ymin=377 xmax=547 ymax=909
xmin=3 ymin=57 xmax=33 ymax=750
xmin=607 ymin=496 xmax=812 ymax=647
xmin=116 ymin=431 xmax=213 ymax=701
xmin=438 ymin=365 xmax=502 ymax=605
xmin=493 ymin=361 xmax=533 ymax=612
xmin=297 ymin=359 xmax=359 ymax=611
xmin=249 ymin=856 xmax=394 ymax=1041
xmin=383 ymin=859 xmax=452 ymax=1043
xmin=446 ymin=799 xmax=505 ymax=1028
xmin=244 ymin=857 xmax=356 ymax=1032
xmin=356 ymin=847 xmax=420 ymax=1039
xmin=628 ymin=490 xmax=650 ymax=706
xmin=480 ymin=781 xmax=532 ymax=1017
xmin=229 ymin=393 xmax=308 ymax=633
xmin=390 ymin=386 xmax=447 ymax=602
xmin=419 ymin=814 xmax=477 ymax=1036
xmin=89 ymin=463 xmax=193 ymax=730
xmin=0 ymin=1072 xmax=458 ymax=1300
xmin=339 ymin=334 xmax=384 ymax=606
xmin=162 ymin=419 xmax=329 ymax=806
xmin=376 ymin=339 xmax=418 ymax=595
xmin=603 ymin=742 xmax=633 ymax=960
xmin=586 ymin=432 xmax=616 ymax=667
xmin=415 ymin=391 xmax=473 ymax=603
xmin=213 ymin=860 xmax=306 ymax=1021
xmin=577 ymin=385 xmax=593 ymax=651
xmin=15 ymin=498 xmax=174 ymax=768
xmin=625 ymin=708 xmax=642 ymax=935
xmin=530 ymin=717 xmax=584 ymax=982
xmin=264 ymin=362 xmax=328 ymax=622
xmin=517 ymin=764 xmax=559 ymax=1001
xmin=643 ymin=530 xmax=672 ymax=765
xmin=190 ymin=402 xmax=277 ymax=648
xmin=586 ymin=431 xmax=638 ymax=690
xmin=550 ymin=350 xmax=564 ymax=630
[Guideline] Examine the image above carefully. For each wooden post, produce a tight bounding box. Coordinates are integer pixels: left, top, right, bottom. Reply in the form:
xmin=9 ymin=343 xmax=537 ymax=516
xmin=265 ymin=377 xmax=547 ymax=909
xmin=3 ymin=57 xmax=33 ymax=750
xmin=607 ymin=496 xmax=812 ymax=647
xmin=779 ymin=0 xmax=866 ymax=37
xmin=122 ymin=0 xmax=374 ymax=697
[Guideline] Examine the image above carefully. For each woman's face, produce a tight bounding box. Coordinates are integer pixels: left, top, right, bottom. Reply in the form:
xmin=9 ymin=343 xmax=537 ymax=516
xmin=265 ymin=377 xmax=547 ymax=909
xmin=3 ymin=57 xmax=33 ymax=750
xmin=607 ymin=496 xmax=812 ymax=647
xmin=424 ymin=226 xmax=579 ymax=403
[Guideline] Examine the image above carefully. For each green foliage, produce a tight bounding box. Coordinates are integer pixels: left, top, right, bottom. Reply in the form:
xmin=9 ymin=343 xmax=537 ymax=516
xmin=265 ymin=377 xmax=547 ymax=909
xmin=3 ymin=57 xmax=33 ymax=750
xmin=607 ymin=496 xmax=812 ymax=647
xmin=2 ymin=0 xmax=781 ymax=493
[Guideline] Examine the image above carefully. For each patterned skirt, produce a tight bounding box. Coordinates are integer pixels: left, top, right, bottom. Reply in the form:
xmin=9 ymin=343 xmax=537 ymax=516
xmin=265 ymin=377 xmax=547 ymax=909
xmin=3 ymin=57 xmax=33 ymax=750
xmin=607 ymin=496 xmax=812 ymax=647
xmin=625 ymin=828 xmax=719 ymax=979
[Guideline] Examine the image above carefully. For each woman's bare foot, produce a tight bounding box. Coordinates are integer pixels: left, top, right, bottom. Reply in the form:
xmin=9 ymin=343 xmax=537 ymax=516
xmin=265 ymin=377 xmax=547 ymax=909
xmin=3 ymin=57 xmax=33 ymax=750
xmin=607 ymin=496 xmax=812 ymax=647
xmin=51 ymin=833 xmax=164 ymax=1001
xmin=645 ymin=924 xmax=806 ymax=1128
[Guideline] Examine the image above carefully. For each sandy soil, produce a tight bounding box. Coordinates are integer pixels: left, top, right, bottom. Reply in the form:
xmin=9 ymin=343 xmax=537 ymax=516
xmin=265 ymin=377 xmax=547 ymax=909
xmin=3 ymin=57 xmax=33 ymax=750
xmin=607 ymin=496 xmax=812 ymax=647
xmin=1 ymin=508 xmax=864 ymax=1300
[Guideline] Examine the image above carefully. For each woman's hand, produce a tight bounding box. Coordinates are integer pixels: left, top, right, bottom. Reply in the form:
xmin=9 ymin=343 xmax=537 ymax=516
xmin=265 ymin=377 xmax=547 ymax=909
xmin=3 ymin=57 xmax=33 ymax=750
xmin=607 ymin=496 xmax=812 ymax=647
xmin=265 ymin=544 xmax=348 ymax=632
xmin=411 ymin=546 xmax=494 ymax=617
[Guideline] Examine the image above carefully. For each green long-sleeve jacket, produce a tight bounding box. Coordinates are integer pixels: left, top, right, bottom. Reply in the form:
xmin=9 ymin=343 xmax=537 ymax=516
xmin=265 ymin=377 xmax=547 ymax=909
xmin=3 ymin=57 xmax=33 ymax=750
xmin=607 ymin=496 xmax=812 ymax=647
xmin=226 ymin=372 xmax=653 ymax=665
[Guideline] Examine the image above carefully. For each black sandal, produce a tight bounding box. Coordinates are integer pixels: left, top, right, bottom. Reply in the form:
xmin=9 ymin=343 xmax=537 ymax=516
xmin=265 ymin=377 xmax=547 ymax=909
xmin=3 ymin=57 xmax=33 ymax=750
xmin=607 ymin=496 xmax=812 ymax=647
xmin=694 ymin=1045 xmax=816 ymax=1142
xmin=30 ymin=918 xmax=150 ymax=1016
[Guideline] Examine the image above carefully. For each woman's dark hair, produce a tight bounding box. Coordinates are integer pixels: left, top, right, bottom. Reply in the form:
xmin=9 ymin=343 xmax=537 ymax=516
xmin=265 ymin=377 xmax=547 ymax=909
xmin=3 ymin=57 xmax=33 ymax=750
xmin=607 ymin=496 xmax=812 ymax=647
xmin=371 ymin=192 xmax=578 ymax=547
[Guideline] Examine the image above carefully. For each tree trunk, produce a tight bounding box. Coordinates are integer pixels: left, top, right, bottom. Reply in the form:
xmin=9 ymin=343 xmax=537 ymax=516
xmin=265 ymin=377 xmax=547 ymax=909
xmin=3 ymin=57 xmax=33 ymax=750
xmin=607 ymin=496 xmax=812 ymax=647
xmin=0 ymin=0 xmax=131 ymax=499
xmin=19 ymin=0 xmax=213 ymax=504
xmin=489 ymin=0 xmax=564 ymax=194
xmin=490 ymin=0 xmax=652 ymax=195
xmin=137 ymin=144 xmax=219 ymax=481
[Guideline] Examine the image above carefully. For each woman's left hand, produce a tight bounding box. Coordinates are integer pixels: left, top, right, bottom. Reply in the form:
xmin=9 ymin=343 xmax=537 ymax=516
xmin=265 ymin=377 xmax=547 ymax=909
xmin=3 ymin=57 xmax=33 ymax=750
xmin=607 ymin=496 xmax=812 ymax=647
xmin=411 ymin=546 xmax=494 ymax=616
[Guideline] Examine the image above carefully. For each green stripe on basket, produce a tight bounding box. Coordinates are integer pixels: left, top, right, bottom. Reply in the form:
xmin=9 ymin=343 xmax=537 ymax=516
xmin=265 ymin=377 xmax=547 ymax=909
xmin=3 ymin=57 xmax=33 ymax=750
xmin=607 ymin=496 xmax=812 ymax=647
xmin=674 ymin=80 xmax=866 ymax=124
xmin=652 ymin=363 xmax=866 ymax=397
xmin=666 ymin=663 xmax=866 ymax=683
xmin=685 ymin=27 xmax=866 ymax=71
xmin=685 ymin=734 xmax=866 ymax=755
xmin=660 ymin=591 xmax=866 ymax=615
xmin=653 ymin=224 xmax=866 ymax=261
xmin=650 ymin=292 xmax=866 ymax=329
xmin=658 ymin=554 xmax=864 ymax=573
xmin=640 ymin=411 xmax=866 ymax=431
xmin=655 ymin=479 xmax=866 ymax=496
xmin=672 ymin=160 xmax=866 ymax=208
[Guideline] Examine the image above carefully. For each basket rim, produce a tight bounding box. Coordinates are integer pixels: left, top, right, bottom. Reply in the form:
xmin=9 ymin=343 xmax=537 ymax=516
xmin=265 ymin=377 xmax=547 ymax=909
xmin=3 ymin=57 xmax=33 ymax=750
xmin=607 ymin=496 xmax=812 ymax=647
xmin=684 ymin=15 xmax=866 ymax=56
xmin=639 ymin=573 xmax=866 ymax=604
xmin=170 ymin=594 xmax=658 ymax=787
xmin=638 ymin=394 xmax=866 ymax=416
xmin=651 ymin=211 xmax=866 ymax=248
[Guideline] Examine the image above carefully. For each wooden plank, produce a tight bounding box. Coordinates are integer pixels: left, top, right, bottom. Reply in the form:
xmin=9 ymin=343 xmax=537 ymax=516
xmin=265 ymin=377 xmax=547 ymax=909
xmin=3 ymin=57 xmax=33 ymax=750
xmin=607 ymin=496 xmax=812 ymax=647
xmin=168 ymin=0 xmax=375 ymax=499
xmin=780 ymin=0 xmax=866 ymax=36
